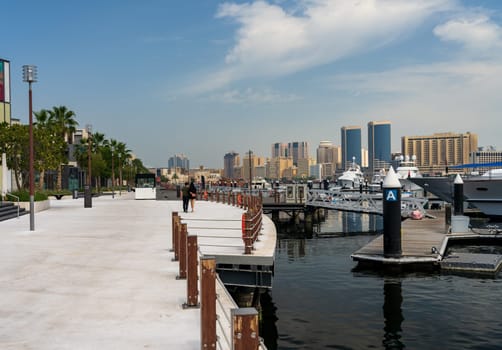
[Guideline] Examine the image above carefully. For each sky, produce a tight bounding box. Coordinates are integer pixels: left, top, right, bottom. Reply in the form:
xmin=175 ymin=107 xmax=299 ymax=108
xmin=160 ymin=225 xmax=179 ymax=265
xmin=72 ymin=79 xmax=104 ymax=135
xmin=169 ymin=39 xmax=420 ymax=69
xmin=3 ymin=0 xmax=502 ymax=168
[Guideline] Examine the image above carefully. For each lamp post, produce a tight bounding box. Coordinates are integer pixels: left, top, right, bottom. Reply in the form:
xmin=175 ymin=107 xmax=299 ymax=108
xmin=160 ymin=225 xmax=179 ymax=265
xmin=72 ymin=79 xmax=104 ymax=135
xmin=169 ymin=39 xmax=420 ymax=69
xmin=22 ymin=65 xmax=37 ymax=231
xmin=85 ymin=124 xmax=92 ymax=208
xmin=111 ymin=144 xmax=115 ymax=199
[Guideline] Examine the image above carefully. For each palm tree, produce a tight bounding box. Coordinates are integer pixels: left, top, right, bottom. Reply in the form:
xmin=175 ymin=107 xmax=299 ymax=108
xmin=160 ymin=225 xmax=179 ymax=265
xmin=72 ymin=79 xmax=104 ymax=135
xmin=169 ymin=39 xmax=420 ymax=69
xmin=115 ymin=141 xmax=131 ymax=193
xmin=48 ymin=106 xmax=78 ymax=191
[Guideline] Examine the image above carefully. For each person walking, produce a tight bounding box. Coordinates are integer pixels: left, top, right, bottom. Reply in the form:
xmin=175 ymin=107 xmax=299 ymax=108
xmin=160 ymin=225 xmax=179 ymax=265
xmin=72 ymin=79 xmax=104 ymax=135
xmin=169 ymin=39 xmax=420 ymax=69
xmin=181 ymin=182 xmax=190 ymax=213
xmin=189 ymin=179 xmax=197 ymax=212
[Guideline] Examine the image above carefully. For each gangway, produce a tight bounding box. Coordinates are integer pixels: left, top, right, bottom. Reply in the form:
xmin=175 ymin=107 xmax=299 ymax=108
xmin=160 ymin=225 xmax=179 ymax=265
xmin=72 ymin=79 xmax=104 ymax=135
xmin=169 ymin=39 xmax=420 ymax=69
xmin=306 ymin=189 xmax=429 ymax=218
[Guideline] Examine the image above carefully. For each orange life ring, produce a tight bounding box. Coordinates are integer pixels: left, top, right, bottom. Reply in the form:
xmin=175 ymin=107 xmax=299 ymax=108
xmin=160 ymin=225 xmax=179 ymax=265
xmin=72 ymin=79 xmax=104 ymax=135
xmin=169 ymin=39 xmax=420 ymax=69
xmin=237 ymin=194 xmax=243 ymax=206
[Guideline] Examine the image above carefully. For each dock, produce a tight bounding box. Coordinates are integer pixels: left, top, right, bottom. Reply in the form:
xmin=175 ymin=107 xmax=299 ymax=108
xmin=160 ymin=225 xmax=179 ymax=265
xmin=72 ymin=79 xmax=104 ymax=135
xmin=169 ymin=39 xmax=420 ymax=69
xmin=0 ymin=192 xmax=273 ymax=349
xmin=351 ymin=211 xmax=446 ymax=264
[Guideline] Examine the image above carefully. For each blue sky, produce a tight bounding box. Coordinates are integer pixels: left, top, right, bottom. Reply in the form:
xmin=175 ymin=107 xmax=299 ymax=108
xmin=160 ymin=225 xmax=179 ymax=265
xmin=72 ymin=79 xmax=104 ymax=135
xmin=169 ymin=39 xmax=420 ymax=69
xmin=3 ymin=0 xmax=502 ymax=168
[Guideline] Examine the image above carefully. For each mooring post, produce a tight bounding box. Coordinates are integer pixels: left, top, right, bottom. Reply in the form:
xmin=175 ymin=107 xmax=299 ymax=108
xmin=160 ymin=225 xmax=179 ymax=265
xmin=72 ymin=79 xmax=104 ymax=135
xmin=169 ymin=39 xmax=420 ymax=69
xmin=172 ymin=216 xmax=180 ymax=262
xmin=242 ymin=212 xmax=252 ymax=254
xmin=183 ymin=235 xmax=199 ymax=308
xmin=171 ymin=211 xmax=178 ymax=252
xmin=177 ymin=223 xmax=187 ymax=279
xmin=383 ymin=167 xmax=402 ymax=258
xmin=200 ymin=256 xmax=217 ymax=350
xmin=231 ymin=308 xmax=260 ymax=350
xmin=453 ymin=174 xmax=464 ymax=216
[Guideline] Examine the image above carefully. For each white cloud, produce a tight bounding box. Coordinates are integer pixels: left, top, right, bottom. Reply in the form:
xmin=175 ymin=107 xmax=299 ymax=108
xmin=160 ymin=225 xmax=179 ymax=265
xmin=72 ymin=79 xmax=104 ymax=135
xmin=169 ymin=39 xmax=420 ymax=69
xmin=434 ymin=15 xmax=502 ymax=52
xmin=207 ymin=87 xmax=301 ymax=104
xmin=188 ymin=0 xmax=453 ymax=92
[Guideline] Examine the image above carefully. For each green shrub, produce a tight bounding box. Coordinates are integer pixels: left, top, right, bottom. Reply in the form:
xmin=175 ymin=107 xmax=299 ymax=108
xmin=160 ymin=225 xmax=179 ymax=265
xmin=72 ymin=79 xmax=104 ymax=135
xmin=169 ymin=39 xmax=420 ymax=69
xmin=8 ymin=190 xmax=49 ymax=202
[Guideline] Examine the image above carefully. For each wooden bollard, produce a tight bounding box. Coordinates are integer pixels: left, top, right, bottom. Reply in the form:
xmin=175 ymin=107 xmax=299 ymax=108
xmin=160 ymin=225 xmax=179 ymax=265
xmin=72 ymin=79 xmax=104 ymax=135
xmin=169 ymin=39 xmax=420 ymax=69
xmin=200 ymin=256 xmax=217 ymax=349
xmin=177 ymin=223 xmax=187 ymax=279
xmin=172 ymin=216 xmax=180 ymax=262
xmin=171 ymin=212 xmax=178 ymax=252
xmin=232 ymin=308 xmax=260 ymax=350
xmin=183 ymin=235 xmax=199 ymax=308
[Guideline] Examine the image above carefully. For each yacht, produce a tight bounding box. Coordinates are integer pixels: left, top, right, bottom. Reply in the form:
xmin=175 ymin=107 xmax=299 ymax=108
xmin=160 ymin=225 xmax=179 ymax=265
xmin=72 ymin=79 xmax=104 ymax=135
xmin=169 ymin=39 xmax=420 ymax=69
xmin=410 ymin=168 xmax=502 ymax=218
xmin=337 ymin=158 xmax=365 ymax=190
xmin=395 ymin=155 xmax=422 ymax=192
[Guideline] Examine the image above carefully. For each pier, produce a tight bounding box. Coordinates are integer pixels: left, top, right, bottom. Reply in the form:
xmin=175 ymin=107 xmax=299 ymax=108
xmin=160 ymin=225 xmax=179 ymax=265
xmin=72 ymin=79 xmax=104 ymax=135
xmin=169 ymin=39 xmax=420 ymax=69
xmin=0 ymin=192 xmax=273 ymax=349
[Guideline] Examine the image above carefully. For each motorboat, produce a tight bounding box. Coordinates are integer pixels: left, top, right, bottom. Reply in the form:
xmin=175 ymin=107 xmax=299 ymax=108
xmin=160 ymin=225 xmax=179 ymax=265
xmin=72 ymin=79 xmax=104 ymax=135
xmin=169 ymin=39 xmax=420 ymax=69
xmin=368 ymin=168 xmax=386 ymax=192
xmin=410 ymin=168 xmax=502 ymax=218
xmin=337 ymin=158 xmax=365 ymax=190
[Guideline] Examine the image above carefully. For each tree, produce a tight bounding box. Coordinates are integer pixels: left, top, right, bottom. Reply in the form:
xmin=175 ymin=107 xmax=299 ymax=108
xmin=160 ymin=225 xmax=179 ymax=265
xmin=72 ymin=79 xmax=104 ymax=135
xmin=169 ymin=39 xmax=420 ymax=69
xmin=115 ymin=141 xmax=131 ymax=191
xmin=48 ymin=106 xmax=78 ymax=191
xmin=0 ymin=122 xmax=29 ymax=191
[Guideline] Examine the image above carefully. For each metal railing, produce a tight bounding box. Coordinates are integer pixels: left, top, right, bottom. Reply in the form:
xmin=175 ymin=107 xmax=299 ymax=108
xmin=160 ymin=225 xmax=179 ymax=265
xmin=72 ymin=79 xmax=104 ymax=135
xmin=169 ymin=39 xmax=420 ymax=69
xmin=5 ymin=193 xmax=20 ymax=218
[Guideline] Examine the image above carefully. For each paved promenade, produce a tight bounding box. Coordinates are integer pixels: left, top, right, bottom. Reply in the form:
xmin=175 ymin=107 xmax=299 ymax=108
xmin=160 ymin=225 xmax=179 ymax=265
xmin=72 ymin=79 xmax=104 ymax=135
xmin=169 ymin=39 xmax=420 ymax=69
xmin=0 ymin=193 xmax=246 ymax=349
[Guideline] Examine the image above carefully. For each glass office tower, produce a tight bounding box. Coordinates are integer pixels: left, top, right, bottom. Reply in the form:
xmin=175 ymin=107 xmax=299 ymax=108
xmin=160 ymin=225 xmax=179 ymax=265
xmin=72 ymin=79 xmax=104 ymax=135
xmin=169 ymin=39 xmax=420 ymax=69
xmin=368 ymin=121 xmax=391 ymax=174
xmin=341 ymin=126 xmax=362 ymax=170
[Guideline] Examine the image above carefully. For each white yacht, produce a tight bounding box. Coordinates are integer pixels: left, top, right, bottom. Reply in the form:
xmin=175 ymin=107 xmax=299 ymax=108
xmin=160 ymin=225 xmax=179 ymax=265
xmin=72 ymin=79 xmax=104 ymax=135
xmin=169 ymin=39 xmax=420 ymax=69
xmin=337 ymin=158 xmax=365 ymax=190
xmin=395 ymin=155 xmax=422 ymax=192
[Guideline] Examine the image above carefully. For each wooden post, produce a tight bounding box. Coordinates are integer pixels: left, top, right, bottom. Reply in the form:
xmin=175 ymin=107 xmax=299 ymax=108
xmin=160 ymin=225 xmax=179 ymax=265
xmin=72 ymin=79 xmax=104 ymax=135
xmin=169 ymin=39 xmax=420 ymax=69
xmin=242 ymin=212 xmax=252 ymax=255
xmin=232 ymin=308 xmax=259 ymax=350
xmin=183 ymin=235 xmax=199 ymax=308
xmin=200 ymin=256 xmax=217 ymax=350
xmin=171 ymin=211 xmax=178 ymax=252
xmin=177 ymin=223 xmax=187 ymax=279
xmin=172 ymin=216 xmax=180 ymax=261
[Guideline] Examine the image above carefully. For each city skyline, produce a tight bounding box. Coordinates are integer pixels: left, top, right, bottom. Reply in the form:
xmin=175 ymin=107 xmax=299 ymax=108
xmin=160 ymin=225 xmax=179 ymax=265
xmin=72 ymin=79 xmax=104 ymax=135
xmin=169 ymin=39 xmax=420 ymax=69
xmin=3 ymin=1 xmax=502 ymax=168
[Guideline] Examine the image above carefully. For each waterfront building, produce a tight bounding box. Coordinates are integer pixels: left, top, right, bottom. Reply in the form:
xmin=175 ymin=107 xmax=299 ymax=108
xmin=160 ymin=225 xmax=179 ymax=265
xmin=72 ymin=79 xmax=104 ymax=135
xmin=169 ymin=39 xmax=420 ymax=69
xmin=223 ymin=151 xmax=240 ymax=179
xmin=268 ymin=157 xmax=293 ymax=180
xmin=242 ymin=152 xmax=265 ymax=181
xmin=271 ymin=142 xmax=288 ymax=158
xmin=470 ymin=147 xmax=502 ymax=174
xmin=297 ymin=157 xmax=314 ymax=178
xmin=341 ymin=126 xmax=362 ymax=170
xmin=288 ymin=141 xmax=309 ymax=167
xmin=310 ymin=164 xmax=322 ymax=181
xmin=316 ymin=141 xmax=342 ymax=171
xmin=168 ymin=154 xmax=190 ymax=172
xmin=368 ymin=121 xmax=391 ymax=174
xmin=402 ymin=132 xmax=478 ymax=175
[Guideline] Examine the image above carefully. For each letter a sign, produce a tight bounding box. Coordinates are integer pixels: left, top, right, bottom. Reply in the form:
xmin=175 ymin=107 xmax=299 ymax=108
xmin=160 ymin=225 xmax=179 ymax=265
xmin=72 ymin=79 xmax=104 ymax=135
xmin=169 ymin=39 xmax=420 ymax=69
xmin=385 ymin=189 xmax=398 ymax=202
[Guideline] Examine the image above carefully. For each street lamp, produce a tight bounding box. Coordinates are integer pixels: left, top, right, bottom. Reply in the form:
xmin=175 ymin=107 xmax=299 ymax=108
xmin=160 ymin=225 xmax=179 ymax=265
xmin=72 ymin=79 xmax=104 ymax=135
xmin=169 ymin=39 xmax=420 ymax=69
xmin=85 ymin=124 xmax=92 ymax=208
xmin=111 ymin=144 xmax=115 ymax=199
xmin=22 ymin=65 xmax=37 ymax=231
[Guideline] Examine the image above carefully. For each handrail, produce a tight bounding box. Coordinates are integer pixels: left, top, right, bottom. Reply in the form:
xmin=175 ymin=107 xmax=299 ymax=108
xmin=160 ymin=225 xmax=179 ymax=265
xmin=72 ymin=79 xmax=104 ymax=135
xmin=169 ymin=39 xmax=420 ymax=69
xmin=5 ymin=193 xmax=20 ymax=218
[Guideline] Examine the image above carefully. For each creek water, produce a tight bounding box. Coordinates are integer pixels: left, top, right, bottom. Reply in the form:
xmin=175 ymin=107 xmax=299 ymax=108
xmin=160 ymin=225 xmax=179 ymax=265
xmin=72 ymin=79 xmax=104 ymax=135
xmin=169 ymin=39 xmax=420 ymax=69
xmin=260 ymin=211 xmax=502 ymax=350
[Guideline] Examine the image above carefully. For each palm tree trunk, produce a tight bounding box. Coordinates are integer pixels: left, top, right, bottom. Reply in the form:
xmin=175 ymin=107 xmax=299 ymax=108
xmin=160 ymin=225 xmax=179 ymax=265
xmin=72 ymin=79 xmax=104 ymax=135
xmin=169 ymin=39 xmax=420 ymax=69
xmin=38 ymin=169 xmax=45 ymax=191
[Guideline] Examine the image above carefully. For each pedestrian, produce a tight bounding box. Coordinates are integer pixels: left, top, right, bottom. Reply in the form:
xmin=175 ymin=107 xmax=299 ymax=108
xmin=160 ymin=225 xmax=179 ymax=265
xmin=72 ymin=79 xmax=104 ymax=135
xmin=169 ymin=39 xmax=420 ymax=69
xmin=181 ymin=182 xmax=190 ymax=213
xmin=189 ymin=179 xmax=197 ymax=212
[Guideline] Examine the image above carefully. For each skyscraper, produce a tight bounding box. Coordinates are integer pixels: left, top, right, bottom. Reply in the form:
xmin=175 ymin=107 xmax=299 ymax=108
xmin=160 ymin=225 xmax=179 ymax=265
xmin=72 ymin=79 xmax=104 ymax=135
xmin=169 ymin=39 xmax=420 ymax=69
xmin=223 ymin=151 xmax=240 ymax=179
xmin=288 ymin=141 xmax=309 ymax=166
xmin=368 ymin=121 xmax=391 ymax=174
xmin=341 ymin=126 xmax=362 ymax=170
xmin=168 ymin=154 xmax=190 ymax=171
xmin=271 ymin=142 xmax=288 ymax=158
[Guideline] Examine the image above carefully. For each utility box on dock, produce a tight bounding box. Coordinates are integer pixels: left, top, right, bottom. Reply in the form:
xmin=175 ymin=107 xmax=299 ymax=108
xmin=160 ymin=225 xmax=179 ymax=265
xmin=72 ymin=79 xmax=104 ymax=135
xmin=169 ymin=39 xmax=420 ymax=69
xmin=285 ymin=184 xmax=308 ymax=204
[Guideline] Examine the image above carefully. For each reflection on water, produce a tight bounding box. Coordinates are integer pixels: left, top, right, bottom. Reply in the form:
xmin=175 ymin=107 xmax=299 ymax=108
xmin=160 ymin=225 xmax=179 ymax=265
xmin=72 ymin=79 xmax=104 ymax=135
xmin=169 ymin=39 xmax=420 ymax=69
xmin=261 ymin=210 xmax=502 ymax=350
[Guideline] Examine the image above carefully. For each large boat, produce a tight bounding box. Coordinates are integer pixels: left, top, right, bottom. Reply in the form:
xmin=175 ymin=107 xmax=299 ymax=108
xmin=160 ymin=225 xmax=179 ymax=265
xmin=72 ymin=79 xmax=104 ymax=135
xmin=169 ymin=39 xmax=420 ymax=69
xmin=395 ymin=155 xmax=422 ymax=192
xmin=410 ymin=168 xmax=502 ymax=218
xmin=336 ymin=158 xmax=365 ymax=190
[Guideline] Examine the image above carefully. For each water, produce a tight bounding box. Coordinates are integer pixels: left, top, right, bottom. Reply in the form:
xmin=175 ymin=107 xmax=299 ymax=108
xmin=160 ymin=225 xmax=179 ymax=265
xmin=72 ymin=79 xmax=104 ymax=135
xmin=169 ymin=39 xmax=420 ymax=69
xmin=261 ymin=211 xmax=502 ymax=350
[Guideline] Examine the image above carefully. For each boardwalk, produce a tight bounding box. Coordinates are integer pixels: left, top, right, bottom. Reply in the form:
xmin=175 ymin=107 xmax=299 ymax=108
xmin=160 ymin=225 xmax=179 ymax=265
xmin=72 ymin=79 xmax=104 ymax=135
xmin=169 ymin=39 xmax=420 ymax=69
xmin=352 ymin=211 xmax=447 ymax=263
xmin=0 ymin=193 xmax=270 ymax=349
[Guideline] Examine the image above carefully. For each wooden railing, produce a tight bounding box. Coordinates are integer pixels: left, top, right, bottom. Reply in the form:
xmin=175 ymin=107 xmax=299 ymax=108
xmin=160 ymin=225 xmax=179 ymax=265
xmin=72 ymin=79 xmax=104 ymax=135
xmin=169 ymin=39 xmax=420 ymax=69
xmin=171 ymin=211 xmax=265 ymax=350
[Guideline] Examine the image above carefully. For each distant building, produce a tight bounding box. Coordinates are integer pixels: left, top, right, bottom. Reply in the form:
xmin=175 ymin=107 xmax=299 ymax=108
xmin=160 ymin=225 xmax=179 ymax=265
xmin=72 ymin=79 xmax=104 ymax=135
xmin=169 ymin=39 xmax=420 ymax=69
xmin=223 ymin=151 xmax=240 ymax=179
xmin=341 ymin=126 xmax=362 ymax=170
xmin=268 ymin=157 xmax=293 ymax=180
xmin=310 ymin=164 xmax=322 ymax=181
xmin=168 ymin=154 xmax=190 ymax=172
xmin=368 ymin=121 xmax=391 ymax=174
xmin=0 ymin=59 xmax=11 ymax=195
xmin=288 ymin=141 xmax=309 ymax=167
xmin=271 ymin=142 xmax=288 ymax=158
xmin=401 ymin=132 xmax=478 ymax=175
xmin=297 ymin=158 xmax=314 ymax=178
xmin=242 ymin=152 xmax=265 ymax=181
xmin=316 ymin=141 xmax=342 ymax=173
xmin=470 ymin=148 xmax=502 ymax=174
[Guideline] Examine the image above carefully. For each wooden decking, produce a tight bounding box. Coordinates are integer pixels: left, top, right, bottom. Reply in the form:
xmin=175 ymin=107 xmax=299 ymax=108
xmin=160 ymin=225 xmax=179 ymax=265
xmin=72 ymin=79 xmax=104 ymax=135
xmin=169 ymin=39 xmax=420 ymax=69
xmin=352 ymin=210 xmax=447 ymax=264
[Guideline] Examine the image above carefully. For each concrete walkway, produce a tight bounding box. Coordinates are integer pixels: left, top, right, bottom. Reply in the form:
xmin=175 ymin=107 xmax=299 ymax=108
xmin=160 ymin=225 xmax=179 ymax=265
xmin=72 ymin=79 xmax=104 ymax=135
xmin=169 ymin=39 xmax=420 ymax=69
xmin=0 ymin=193 xmax=245 ymax=349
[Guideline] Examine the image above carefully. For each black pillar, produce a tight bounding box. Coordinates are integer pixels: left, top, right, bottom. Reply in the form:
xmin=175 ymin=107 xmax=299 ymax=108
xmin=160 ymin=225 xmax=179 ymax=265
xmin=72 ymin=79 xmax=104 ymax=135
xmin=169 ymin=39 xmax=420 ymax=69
xmin=453 ymin=174 xmax=464 ymax=216
xmin=383 ymin=170 xmax=402 ymax=258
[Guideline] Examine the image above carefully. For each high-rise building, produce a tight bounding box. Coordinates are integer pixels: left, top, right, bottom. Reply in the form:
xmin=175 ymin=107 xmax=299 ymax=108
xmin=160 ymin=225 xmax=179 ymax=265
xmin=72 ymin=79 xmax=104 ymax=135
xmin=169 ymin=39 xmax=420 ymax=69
xmin=316 ymin=141 xmax=342 ymax=173
xmin=288 ymin=141 xmax=309 ymax=166
xmin=368 ymin=121 xmax=391 ymax=174
xmin=271 ymin=142 xmax=288 ymax=158
xmin=223 ymin=151 xmax=240 ymax=179
xmin=470 ymin=148 xmax=502 ymax=174
xmin=401 ymin=132 xmax=478 ymax=174
xmin=242 ymin=151 xmax=265 ymax=181
xmin=268 ymin=157 xmax=293 ymax=180
xmin=168 ymin=154 xmax=190 ymax=172
xmin=341 ymin=126 xmax=362 ymax=170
